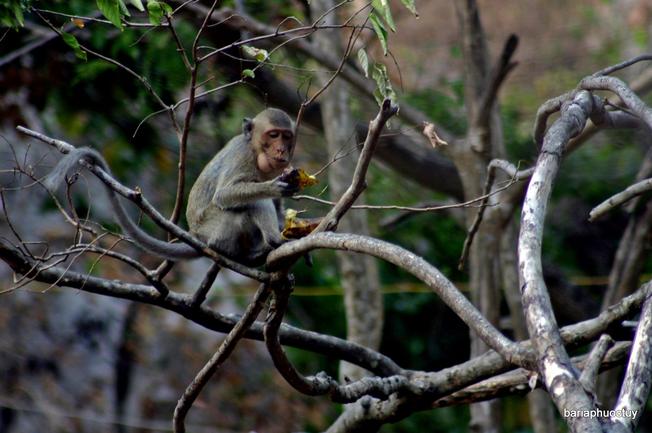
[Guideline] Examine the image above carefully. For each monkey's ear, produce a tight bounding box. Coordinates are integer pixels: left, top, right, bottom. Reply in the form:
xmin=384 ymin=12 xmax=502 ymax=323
xmin=243 ymin=117 xmax=253 ymax=141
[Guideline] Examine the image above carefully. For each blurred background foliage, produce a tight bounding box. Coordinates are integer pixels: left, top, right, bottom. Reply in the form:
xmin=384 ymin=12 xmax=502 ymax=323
xmin=2 ymin=0 xmax=652 ymax=432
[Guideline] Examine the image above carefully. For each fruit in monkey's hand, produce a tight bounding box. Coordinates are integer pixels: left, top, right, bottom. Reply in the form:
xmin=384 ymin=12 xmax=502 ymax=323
xmin=279 ymin=168 xmax=318 ymax=191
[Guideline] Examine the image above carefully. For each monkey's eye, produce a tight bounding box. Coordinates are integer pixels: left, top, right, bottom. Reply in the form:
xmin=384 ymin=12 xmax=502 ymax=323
xmin=268 ymin=131 xmax=280 ymax=139
xmin=282 ymin=132 xmax=293 ymax=140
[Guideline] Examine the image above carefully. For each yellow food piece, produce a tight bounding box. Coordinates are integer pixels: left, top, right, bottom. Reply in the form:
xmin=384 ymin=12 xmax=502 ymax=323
xmin=282 ymin=208 xmax=320 ymax=239
xmin=297 ymin=168 xmax=318 ymax=188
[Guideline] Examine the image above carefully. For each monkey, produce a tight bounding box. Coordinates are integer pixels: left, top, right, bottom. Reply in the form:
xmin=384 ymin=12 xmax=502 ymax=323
xmin=45 ymin=108 xmax=299 ymax=266
xmin=185 ymin=108 xmax=299 ymax=265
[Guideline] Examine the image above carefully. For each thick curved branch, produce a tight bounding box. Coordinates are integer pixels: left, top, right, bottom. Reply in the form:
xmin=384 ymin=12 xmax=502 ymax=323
xmin=612 ymin=294 xmax=652 ymax=431
xmin=519 ymin=90 xmax=604 ymax=431
xmin=263 ymin=278 xmax=420 ymax=402
xmin=269 ymin=232 xmax=532 ymax=368
xmin=579 ymin=76 xmax=652 ymax=130
xmin=565 ymin=66 xmax=652 ymax=154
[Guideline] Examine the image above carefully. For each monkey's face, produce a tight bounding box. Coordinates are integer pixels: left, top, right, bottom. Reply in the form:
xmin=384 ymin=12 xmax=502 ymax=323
xmin=257 ymin=128 xmax=295 ymax=174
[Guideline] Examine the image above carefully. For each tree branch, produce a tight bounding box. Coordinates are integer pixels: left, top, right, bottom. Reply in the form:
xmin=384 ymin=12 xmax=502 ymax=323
xmin=269 ymin=232 xmax=533 ymax=368
xmin=589 ymin=177 xmax=652 ymax=221
xmin=612 ymin=294 xmax=652 ymax=431
xmin=313 ymin=99 xmax=399 ymax=232
xmin=173 ymin=283 xmax=271 ymax=433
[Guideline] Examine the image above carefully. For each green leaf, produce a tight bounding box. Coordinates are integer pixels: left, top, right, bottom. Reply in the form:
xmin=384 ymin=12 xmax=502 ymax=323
xmin=128 ymin=0 xmax=145 ymax=11
xmin=160 ymin=2 xmax=173 ymax=14
xmin=97 ymin=0 xmax=123 ymax=29
xmin=400 ymin=0 xmax=418 ymax=16
xmin=242 ymin=69 xmax=255 ymax=79
xmin=119 ymin=0 xmax=130 ymax=17
xmin=147 ymin=0 xmax=163 ymax=25
xmin=372 ymin=63 xmax=396 ymax=106
xmin=61 ymin=33 xmax=88 ymax=61
xmin=357 ymin=48 xmax=369 ymax=78
xmin=369 ymin=12 xmax=388 ymax=56
xmin=0 ymin=1 xmax=27 ymax=28
xmin=372 ymin=0 xmax=395 ymax=32
xmin=242 ymin=45 xmax=268 ymax=62
xmin=11 ymin=3 xmax=24 ymax=26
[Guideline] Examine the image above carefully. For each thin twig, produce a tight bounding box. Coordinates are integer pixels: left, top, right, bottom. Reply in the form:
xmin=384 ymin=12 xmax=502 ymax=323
xmin=593 ymin=54 xmax=652 ymax=77
xmin=191 ymin=262 xmax=220 ymax=307
xmin=314 ymin=99 xmax=399 ymax=232
xmin=590 ymin=177 xmax=652 ymax=221
xmin=34 ymin=10 xmax=170 ymax=110
xmin=458 ymin=160 xmax=533 ymax=270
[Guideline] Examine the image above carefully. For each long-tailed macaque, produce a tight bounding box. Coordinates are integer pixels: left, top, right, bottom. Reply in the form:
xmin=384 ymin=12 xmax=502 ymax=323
xmin=46 ymin=108 xmax=298 ymax=266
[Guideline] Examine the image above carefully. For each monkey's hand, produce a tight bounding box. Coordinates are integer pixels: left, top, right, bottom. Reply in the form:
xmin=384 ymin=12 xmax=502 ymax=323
xmin=272 ymin=176 xmax=300 ymax=197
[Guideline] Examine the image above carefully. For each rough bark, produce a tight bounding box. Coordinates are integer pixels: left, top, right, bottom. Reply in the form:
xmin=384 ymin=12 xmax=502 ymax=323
xmin=517 ymin=91 xmax=634 ymax=432
xmin=501 ymin=224 xmax=557 ymax=433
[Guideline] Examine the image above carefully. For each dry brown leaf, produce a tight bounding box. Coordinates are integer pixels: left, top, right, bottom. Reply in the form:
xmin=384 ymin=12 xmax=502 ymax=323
xmin=423 ymin=122 xmax=449 ymax=148
xmin=71 ymin=18 xmax=85 ymax=28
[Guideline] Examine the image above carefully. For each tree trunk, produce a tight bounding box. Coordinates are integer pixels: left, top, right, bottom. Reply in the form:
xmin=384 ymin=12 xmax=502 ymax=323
xmin=312 ymin=0 xmax=383 ymax=382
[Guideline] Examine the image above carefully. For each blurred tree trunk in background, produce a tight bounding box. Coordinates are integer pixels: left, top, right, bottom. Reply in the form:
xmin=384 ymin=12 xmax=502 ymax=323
xmin=452 ymin=1 xmax=555 ymax=432
xmin=312 ymin=0 xmax=383 ymax=382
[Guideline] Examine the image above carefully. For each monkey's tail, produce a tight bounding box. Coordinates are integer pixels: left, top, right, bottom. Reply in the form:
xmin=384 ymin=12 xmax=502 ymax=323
xmin=46 ymin=147 xmax=201 ymax=260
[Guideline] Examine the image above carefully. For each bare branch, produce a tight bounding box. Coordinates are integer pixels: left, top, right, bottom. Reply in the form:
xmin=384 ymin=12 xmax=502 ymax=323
xmin=567 ymin=66 xmax=652 ymax=154
xmin=314 ymin=99 xmax=399 ymax=232
xmin=593 ymin=54 xmax=652 ymax=77
xmin=519 ymin=90 xmax=603 ymax=431
xmin=433 ymin=341 xmax=629 ymax=408
xmin=612 ymin=294 xmax=652 ymax=431
xmin=532 ymin=91 xmax=572 ymax=147
xmin=580 ymin=75 xmax=652 ymax=130
xmin=191 ymin=262 xmax=220 ymax=308
xmin=458 ymin=159 xmax=533 ymax=270
xmin=589 ymin=177 xmax=652 ymax=221
xmin=173 ymin=283 xmax=271 ymax=433
xmin=578 ymin=334 xmax=614 ymax=395
xmin=263 ymin=277 xmax=420 ymax=402
xmin=475 ymin=34 xmax=519 ymax=130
